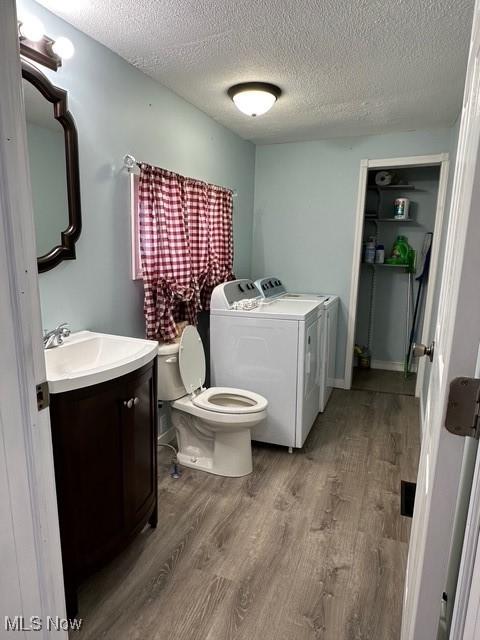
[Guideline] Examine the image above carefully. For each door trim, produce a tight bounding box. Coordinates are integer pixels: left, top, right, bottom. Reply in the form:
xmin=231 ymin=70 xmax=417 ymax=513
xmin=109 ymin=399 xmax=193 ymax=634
xmin=450 ymin=346 xmax=480 ymax=638
xmin=345 ymin=153 xmax=449 ymax=391
xmin=0 ymin=0 xmax=66 ymax=633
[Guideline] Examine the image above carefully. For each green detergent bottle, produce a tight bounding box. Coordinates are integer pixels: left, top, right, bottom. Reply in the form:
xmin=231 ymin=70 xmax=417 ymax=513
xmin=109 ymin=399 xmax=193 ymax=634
xmin=386 ymin=235 xmax=412 ymax=266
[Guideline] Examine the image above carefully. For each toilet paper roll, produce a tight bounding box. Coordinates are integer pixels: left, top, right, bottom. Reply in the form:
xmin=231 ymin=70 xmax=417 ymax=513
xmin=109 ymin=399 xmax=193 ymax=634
xmin=375 ymin=171 xmax=392 ymax=186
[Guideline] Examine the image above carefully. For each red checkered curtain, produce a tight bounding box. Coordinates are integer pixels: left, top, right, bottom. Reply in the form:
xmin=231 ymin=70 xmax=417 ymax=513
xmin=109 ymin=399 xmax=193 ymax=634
xmin=203 ymin=184 xmax=234 ymax=307
xmin=138 ymin=163 xmax=233 ymax=341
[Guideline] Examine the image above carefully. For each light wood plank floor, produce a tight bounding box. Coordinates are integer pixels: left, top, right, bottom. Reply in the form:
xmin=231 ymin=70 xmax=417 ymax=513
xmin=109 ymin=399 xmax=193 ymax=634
xmin=76 ymin=388 xmax=420 ymax=640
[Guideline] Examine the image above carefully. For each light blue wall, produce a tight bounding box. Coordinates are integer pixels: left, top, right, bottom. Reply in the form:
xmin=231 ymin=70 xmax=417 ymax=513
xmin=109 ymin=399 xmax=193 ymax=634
xmin=252 ymin=128 xmax=453 ymax=381
xmin=20 ymin=0 xmax=255 ymax=337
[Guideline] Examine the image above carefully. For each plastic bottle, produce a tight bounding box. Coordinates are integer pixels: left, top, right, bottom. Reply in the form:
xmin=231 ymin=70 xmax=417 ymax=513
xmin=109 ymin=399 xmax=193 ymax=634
xmin=386 ymin=235 xmax=411 ymax=265
xmin=375 ymin=244 xmax=385 ymax=264
xmin=365 ymin=237 xmax=376 ymax=263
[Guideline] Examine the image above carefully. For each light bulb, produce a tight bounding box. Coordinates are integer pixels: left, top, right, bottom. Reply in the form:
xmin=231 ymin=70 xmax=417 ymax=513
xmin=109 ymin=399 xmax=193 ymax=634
xmin=228 ymin=83 xmax=281 ymax=117
xmin=52 ymin=37 xmax=75 ymax=60
xmin=19 ymin=16 xmax=45 ymax=42
xmin=232 ymin=90 xmax=277 ymax=117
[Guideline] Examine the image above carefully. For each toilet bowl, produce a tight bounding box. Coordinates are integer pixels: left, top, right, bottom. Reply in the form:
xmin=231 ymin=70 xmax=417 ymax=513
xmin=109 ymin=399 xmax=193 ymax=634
xmin=157 ymin=325 xmax=267 ymax=477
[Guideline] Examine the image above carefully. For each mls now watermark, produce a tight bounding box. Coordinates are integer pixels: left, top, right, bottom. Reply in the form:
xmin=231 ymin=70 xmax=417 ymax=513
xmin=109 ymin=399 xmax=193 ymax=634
xmin=5 ymin=616 xmax=83 ymax=632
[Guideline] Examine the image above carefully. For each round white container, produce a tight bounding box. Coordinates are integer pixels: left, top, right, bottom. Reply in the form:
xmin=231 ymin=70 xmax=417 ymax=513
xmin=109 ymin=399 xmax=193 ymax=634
xmin=394 ymin=197 xmax=410 ymax=219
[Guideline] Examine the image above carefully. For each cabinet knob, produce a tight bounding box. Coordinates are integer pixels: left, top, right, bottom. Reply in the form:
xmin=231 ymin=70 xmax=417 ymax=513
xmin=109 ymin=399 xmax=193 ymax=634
xmin=124 ymin=398 xmax=134 ymax=409
xmin=133 ymin=397 xmax=139 ymax=406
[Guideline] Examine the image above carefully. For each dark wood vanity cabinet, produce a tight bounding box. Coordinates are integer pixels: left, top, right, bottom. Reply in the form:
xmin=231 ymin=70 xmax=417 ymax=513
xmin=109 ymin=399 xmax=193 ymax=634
xmin=49 ymin=360 xmax=157 ymax=616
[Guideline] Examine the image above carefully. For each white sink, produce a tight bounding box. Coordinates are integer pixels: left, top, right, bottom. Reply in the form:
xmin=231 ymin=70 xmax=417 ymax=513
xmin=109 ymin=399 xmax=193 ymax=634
xmin=45 ymin=331 xmax=158 ymax=394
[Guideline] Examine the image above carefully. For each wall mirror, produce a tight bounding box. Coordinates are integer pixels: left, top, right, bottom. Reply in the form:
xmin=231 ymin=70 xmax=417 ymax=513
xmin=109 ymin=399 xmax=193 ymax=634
xmin=22 ymin=61 xmax=81 ymax=272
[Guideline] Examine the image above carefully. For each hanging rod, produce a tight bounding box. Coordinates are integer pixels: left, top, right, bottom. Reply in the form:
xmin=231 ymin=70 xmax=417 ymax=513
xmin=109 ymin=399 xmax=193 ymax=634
xmin=122 ymin=154 xmax=238 ymax=196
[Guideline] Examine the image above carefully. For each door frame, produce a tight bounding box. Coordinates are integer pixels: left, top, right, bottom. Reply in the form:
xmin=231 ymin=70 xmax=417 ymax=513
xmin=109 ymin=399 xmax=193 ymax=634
xmin=450 ymin=407 xmax=480 ymax=638
xmin=460 ymin=501 xmax=480 ymax=639
xmin=0 ymin=0 xmax=67 ymax=634
xmin=345 ymin=153 xmax=449 ymax=395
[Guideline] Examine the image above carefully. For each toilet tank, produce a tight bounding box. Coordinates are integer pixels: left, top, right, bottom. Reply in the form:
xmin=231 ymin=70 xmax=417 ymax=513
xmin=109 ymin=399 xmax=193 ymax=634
xmin=157 ymin=342 xmax=186 ymax=401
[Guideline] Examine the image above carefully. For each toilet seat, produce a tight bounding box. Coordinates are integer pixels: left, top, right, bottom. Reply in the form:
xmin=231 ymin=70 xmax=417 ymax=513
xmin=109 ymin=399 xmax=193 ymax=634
xmin=192 ymin=387 xmax=268 ymax=414
xmin=178 ymin=326 xmax=267 ymax=416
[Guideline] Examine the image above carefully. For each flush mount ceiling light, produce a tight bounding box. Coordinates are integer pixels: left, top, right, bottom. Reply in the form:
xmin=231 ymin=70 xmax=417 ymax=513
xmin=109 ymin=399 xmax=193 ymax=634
xmin=228 ymin=82 xmax=281 ymax=117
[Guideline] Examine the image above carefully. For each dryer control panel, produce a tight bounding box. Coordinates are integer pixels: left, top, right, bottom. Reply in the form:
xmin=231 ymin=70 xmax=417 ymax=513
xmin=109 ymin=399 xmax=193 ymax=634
xmin=210 ymin=279 xmax=259 ymax=310
xmin=254 ymin=277 xmax=286 ymax=298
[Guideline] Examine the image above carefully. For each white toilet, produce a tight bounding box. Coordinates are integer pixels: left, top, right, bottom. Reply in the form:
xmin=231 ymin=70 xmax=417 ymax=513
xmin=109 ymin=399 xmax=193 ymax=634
xmin=157 ymin=325 xmax=267 ymax=477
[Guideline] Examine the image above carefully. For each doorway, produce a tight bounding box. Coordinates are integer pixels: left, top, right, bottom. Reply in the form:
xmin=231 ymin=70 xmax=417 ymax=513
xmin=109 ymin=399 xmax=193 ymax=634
xmin=345 ymin=155 xmax=449 ymax=398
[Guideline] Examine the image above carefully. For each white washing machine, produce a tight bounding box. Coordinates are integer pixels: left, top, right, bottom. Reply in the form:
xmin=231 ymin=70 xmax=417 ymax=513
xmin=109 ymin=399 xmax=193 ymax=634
xmin=254 ymin=277 xmax=339 ymax=411
xmin=210 ymin=279 xmax=321 ymax=450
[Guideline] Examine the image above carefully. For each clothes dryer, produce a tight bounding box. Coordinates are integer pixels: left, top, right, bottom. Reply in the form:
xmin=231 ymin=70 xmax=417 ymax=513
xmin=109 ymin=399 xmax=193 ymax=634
xmin=254 ymin=277 xmax=339 ymax=411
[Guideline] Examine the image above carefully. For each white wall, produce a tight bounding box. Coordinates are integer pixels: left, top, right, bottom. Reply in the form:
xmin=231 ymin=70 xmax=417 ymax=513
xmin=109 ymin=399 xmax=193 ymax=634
xmin=253 ymin=128 xmax=454 ymax=382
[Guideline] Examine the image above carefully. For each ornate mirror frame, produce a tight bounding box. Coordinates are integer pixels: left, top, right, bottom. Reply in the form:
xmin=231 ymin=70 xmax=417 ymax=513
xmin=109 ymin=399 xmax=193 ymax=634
xmin=22 ymin=60 xmax=82 ymax=273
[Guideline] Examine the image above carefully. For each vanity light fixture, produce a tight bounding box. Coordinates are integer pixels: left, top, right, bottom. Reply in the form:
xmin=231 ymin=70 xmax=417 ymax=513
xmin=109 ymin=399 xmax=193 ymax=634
xmin=18 ymin=17 xmax=75 ymax=70
xmin=227 ymin=82 xmax=281 ymax=117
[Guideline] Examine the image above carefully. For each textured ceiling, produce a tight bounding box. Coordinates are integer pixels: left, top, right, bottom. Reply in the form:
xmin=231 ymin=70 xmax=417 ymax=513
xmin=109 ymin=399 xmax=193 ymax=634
xmin=35 ymin=0 xmax=474 ymax=144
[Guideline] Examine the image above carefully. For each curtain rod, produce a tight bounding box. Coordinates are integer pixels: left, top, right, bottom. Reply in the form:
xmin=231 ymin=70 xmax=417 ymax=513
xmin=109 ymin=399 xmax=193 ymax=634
xmin=122 ymin=154 xmax=238 ymax=196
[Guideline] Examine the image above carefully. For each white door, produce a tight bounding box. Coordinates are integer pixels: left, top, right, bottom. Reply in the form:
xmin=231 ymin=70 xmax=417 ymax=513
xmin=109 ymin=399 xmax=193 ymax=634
xmin=401 ymin=2 xmax=480 ymax=637
xmin=0 ymin=0 xmax=67 ymax=635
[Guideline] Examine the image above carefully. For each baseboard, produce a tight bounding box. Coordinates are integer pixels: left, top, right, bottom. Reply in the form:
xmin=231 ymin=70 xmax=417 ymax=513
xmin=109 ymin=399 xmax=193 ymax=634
xmin=157 ymin=426 xmax=175 ymax=445
xmin=332 ymin=378 xmax=346 ymax=389
xmin=370 ymin=359 xmax=417 ymax=373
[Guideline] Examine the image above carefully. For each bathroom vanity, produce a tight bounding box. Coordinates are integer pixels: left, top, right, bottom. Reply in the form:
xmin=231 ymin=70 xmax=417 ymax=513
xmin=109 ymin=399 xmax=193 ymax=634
xmin=47 ymin=334 xmax=158 ymax=616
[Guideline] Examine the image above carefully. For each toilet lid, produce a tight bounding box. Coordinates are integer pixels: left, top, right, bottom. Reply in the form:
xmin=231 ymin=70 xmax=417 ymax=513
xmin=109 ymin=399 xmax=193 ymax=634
xmin=178 ymin=325 xmax=206 ymax=394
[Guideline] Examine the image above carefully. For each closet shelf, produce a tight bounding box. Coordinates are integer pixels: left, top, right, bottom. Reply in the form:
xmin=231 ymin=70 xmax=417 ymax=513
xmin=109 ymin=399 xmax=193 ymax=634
xmin=368 ymin=184 xmax=416 ymax=191
xmin=365 ymin=217 xmax=414 ymax=223
xmin=362 ymin=262 xmax=408 ymax=270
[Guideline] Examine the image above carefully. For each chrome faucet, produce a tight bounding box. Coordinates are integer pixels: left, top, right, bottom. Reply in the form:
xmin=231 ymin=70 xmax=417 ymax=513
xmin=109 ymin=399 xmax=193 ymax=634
xmin=43 ymin=323 xmax=71 ymax=349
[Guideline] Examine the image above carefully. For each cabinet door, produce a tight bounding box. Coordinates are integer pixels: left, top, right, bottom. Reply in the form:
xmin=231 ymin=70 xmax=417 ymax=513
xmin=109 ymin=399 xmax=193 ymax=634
xmin=51 ymin=382 xmax=127 ymax=575
xmin=123 ymin=365 xmax=157 ymax=529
